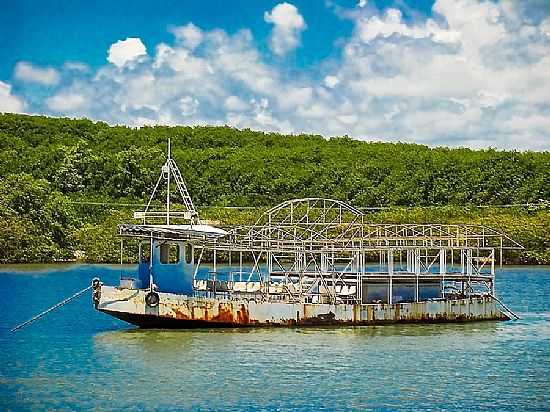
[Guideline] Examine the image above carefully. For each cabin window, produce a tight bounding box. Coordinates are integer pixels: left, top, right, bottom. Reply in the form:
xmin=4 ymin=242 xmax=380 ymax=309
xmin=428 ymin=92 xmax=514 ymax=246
xmin=160 ymin=243 xmax=180 ymax=264
xmin=185 ymin=243 xmax=193 ymax=264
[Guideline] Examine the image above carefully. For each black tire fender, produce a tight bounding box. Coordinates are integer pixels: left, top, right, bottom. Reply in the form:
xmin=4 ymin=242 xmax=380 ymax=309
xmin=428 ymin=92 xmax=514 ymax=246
xmin=145 ymin=291 xmax=160 ymax=307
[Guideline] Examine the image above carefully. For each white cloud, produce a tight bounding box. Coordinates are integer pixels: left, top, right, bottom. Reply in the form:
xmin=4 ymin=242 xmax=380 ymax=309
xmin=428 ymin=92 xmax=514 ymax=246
xmin=541 ymin=18 xmax=550 ymax=37
xmin=64 ymin=62 xmax=89 ymax=72
xmin=264 ymin=3 xmax=306 ymax=56
xmin=179 ymin=96 xmax=199 ymax=116
xmin=107 ymin=38 xmax=147 ymax=68
xmin=170 ymin=23 xmax=203 ymax=49
xmin=0 ymin=81 xmax=25 ymax=112
xmin=358 ymin=0 xmax=367 ymax=8
xmin=323 ymin=75 xmax=340 ymax=88
xmin=7 ymin=0 xmax=550 ymax=150
xmin=278 ymin=86 xmax=312 ymax=110
xmin=14 ymin=62 xmax=60 ymax=85
xmin=433 ymin=0 xmax=506 ymax=59
xmin=224 ymin=95 xmax=248 ymax=111
xmin=46 ymin=92 xmax=86 ymax=112
xmin=314 ymin=0 xmax=550 ymax=149
xmin=356 ymin=8 xmax=460 ymax=44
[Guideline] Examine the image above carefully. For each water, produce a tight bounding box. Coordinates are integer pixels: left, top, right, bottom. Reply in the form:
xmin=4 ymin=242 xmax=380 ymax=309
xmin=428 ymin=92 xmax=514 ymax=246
xmin=0 ymin=264 xmax=549 ymax=411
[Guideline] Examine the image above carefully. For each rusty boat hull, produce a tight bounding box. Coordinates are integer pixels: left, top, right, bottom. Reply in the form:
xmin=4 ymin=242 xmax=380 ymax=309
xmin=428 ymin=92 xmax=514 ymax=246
xmin=97 ymin=286 xmax=509 ymax=328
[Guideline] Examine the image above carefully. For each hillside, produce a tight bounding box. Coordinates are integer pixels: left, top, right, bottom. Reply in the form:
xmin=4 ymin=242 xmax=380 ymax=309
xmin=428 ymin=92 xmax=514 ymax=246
xmin=0 ymin=113 xmax=549 ymax=263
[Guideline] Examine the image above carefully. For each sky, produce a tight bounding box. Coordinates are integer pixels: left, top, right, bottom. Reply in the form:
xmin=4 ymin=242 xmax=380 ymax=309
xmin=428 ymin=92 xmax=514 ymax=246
xmin=1 ymin=0 xmax=550 ymax=150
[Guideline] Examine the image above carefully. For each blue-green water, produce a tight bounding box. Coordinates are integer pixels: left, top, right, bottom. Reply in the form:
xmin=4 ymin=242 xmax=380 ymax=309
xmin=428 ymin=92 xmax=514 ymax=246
xmin=0 ymin=265 xmax=549 ymax=411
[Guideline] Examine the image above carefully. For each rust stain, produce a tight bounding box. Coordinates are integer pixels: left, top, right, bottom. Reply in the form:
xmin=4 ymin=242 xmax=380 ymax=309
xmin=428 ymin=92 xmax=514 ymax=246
xmin=353 ymin=305 xmax=359 ymax=323
xmin=173 ymin=308 xmax=189 ymax=320
xmin=166 ymin=303 xmax=190 ymax=320
xmin=211 ymin=303 xmax=235 ymax=323
xmin=236 ymin=304 xmax=250 ymax=324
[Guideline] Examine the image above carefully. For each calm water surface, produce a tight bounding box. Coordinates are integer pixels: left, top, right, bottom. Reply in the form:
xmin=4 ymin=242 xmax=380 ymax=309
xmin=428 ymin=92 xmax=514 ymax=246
xmin=0 ymin=264 xmax=549 ymax=411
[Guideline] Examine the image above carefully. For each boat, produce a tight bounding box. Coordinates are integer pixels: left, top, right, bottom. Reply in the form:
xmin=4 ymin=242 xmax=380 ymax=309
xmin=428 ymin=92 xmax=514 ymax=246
xmin=92 ymin=141 xmax=523 ymax=327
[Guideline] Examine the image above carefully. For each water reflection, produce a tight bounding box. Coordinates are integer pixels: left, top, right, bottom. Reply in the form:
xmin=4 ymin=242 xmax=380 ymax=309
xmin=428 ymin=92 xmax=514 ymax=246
xmin=96 ymin=320 xmax=502 ymax=344
xmin=93 ymin=321 xmax=504 ymax=368
xmin=2 ymin=264 xmax=549 ymax=411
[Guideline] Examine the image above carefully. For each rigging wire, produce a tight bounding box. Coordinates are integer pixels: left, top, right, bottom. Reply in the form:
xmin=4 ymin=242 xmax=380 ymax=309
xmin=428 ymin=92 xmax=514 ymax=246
xmin=10 ymin=284 xmax=93 ymax=332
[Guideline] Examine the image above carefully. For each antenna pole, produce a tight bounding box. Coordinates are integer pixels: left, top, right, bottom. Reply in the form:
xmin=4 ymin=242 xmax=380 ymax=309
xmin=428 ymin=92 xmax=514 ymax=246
xmin=166 ymin=138 xmax=171 ymax=225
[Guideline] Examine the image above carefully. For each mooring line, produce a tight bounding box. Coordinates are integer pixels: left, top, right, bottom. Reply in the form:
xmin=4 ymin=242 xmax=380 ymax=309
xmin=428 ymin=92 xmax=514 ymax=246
xmin=490 ymin=294 xmax=520 ymax=320
xmin=10 ymin=285 xmax=92 ymax=332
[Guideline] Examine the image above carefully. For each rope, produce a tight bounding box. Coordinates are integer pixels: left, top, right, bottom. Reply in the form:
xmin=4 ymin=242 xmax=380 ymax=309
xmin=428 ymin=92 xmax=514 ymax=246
xmin=10 ymin=285 xmax=92 ymax=332
xmin=490 ymin=294 xmax=520 ymax=320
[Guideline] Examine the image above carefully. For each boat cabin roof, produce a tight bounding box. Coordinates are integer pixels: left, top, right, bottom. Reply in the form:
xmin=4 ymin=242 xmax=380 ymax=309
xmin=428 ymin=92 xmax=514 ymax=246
xmin=119 ymin=223 xmax=228 ymax=241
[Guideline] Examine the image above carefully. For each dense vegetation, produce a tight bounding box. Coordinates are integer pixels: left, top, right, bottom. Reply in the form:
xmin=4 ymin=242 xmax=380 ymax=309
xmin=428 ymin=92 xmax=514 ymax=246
xmin=1 ymin=113 xmax=549 ymax=264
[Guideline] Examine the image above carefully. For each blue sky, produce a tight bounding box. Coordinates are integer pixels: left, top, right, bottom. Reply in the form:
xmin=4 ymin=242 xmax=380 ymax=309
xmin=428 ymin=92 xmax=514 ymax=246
xmin=1 ymin=0 xmax=434 ymax=77
xmin=1 ymin=0 xmax=550 ymax=149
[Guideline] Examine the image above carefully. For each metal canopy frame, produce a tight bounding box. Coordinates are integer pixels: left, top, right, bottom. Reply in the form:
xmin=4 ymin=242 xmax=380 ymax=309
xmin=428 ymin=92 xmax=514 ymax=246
xmin=117 ymin=147 xmax=523 ymax=305
xmin=119 ymin=197 xmax=523 ymax=305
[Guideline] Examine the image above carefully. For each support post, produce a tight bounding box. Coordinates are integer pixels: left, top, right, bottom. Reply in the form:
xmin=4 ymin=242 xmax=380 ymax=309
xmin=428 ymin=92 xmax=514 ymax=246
xmin=440 ymin=249 xmax=446 ymax=299
xmin=239 ymin=250 xmax=243 ymax=282
xmin=500 ymin=237 xmax=503 ymax=268
xmin=491 ymin=248 xmax=496 ymax=295
xmin=166 ymin=138 xmax=170 ymax=225
xmin=360 ymin=251 xmax=365 ymax=303
xmin=388 ymin=249 xmax=393 ymax=304
xmin=439 ymin=249 xmax=446 ymax=275
xmin=466 ymin=249 xmax=472 ymax=297
xmin=213 ymin=246 xmax=217 ymax=273
xmin=267 ymin=250 xmax=272 ymax=302
xmin=149 ymin=233 xmax=154 ymax=290
xmin=415 ymin=248 xmax=420 ymax=302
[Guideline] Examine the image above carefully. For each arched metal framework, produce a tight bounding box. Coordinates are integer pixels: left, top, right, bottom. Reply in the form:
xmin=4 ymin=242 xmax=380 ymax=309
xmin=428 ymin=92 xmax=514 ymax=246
xmin=120 ymin=197 xmax=523 ymax=305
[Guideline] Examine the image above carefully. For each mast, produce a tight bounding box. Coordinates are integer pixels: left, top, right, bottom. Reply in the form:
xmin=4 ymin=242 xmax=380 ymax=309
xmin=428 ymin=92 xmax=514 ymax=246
xmin=166 ymin=138 xmax=171 ymax=225
xmin=136 ymin=138 xmax=199 ymax=225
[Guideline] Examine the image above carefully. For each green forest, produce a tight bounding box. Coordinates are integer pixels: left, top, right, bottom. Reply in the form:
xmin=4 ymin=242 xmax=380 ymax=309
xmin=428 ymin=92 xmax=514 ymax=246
xmin=1 ymin=113 xmax=549 ymax=264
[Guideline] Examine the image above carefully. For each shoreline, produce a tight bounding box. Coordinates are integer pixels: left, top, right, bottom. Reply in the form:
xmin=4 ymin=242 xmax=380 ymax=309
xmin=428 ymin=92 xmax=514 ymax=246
xmin=1 ymin=261 xmax=549 ymax=270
